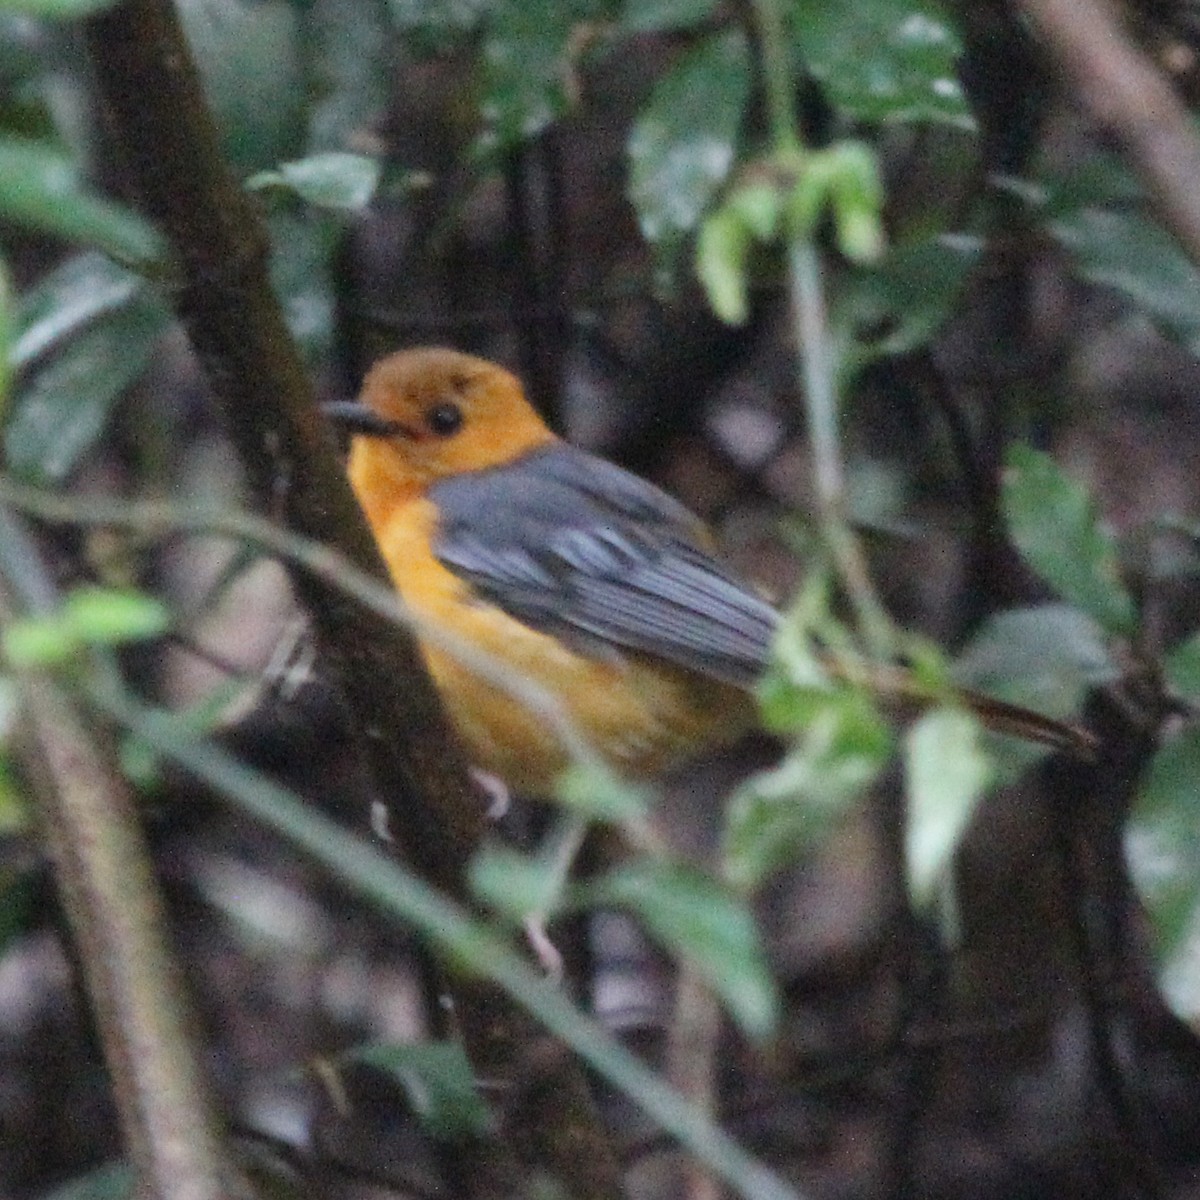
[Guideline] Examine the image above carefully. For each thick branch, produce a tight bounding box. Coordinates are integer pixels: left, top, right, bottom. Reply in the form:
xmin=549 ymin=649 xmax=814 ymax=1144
xmin=82 ymin=0 xmax=480 ymax=895
xmin=79 ymin=3 xmax=621 ymax=1195
xmin=1017 ymin=0 xmax=1200 ymax=267
xmin=0 ymin=508 xmax=241 ymax=1200
xmin=20 ymin=673 xmax=244 ymax=1200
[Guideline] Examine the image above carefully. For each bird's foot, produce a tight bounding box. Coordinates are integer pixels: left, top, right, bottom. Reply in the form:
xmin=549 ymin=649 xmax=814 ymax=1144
xmin=471 ymin=767 xmax=512 ymax=819
xmin=523 ymin=916 xmax=563 ymax=980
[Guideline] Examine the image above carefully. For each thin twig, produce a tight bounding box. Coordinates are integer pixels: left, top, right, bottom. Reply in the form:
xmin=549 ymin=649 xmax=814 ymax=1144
xmin=786 ymin=242 xmax=894 ymax=657
xmin=748 ymin=0 xmax=896 ymax=659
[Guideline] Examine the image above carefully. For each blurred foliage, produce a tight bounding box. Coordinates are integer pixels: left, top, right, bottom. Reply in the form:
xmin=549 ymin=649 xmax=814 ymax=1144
xmin=4 ymin=0 xmax=1200 ymax=1193
xmin=789 ymin=0 xmax=974 ymax=128
xmin=628 ymin=30 xmax=751 ymax=280
xmin=9 ymin=254 xmax=170 ymax=481
xmin=1 ymin=583 xmax=169 ymax=666
xmin=41 ymin=1162 xmax=135 ymax=1200
xmin=0 ymin=138 xmax=164 ymax=264
xmin=953 ymin=603 xmax=1117 ymax=780
xmin=343 ymin=1040 xmax=494 ymax=1139
xmin=586 ymin=857 xmax=778 ymax=1039
xmin=1002 ymin=444 xmax=1137 ymax=636
xmin=903 ymin=705 xmax=990 ymax=920
xmin=246 ymin=152 xmax=382 ymax=212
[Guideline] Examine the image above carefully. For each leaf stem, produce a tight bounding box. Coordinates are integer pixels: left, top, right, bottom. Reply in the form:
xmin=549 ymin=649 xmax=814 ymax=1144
xmin=749 ymin=0 xmax=802 ymax=155
xmin=749 ymin=0 xmax=894 ymax=658
xmin=787 ymin=237 xmax=894 ymax=658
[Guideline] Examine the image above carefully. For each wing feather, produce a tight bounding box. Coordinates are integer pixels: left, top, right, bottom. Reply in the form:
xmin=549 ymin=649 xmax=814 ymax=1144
xmin=430 ymin=444 xmax=778 ymax=686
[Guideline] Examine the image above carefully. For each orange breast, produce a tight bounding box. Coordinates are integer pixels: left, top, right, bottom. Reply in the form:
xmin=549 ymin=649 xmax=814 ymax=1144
xmin=360 ymin=492 xmax=754 ymax=794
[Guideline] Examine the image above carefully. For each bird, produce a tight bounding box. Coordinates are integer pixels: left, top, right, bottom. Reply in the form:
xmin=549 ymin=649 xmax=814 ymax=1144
xmin=325 ymin=347 xmax=1093 ymax=795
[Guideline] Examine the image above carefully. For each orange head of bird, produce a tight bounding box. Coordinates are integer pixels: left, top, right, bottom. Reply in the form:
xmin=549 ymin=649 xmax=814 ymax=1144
xmin=325 ymin=347 xmax=557 ymax=498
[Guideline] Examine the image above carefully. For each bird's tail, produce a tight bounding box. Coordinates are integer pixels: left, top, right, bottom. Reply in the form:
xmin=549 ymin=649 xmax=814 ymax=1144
xmin=821 ymin=655 xmax=1098 ymax=759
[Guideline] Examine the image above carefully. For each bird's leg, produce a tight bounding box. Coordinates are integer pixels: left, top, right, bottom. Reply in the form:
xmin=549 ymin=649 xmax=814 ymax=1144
xmin=523 ymin=915 xmax=564 ymax=980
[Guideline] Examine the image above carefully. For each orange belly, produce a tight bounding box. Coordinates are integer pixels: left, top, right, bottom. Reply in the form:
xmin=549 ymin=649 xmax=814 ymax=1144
xmin=364 ymin=495 xmax=755 ymax=794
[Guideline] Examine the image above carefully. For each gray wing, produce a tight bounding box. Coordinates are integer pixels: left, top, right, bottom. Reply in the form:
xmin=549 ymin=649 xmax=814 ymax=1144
xmin=428 ymin=444 xmax=777 ymax=686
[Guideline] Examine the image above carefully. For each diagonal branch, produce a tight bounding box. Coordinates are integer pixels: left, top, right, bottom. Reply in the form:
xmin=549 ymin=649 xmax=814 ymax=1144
xmin=82 ymin=0 xmax=481 ymax=893
xmin=78 ymin=2 xmax=622 ymax=1195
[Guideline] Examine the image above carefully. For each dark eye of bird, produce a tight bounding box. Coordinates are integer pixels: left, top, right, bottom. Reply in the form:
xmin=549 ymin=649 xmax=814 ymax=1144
xmin=428 ymin=402 xmax=464 ymax=437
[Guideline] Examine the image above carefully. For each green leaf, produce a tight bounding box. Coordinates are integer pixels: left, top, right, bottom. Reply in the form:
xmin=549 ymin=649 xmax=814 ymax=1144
xmin=1048 ymin=206 xmax=1200 ymax=355
xmin=953 ymin=602 xmax=1112 ymax=778
xmin=388 ymin=0 xmax=490 ymax=55
xmin=0 ymin=0 xmax=114 ymax=14
xmin=620 ymin=0 xmax=717 ymax=33
xmin=2 ymin=611 xmax=80 ymax=668
xmin=0 ymin=761 xmax=27 ymax=834
xmin=0 ymin=258 xmax=11 ymax=409
xmin=12 ymin=251 xmax=144 ymax=371
xmin=6 ymin=286 xmax=170 ymax=483
xmin=2 ymin=588 xmax=168 ymax=668
xmin=344 ymin=1041 xmax=493 ymax=1139
xmin=0 ymin=677 xmax=23 ymax=829
xmin=469 ymin=842 xmax=565 ymax=923
xmin=0 ymin=137 xmax=165 ymax=265
xmin=825 ymin=141 xmax=885 ymax=263
xmin=696 ymin=206 xmax=752 ymax=324
xmin=832 ymin=231 xmax=982 ymax=371
xmin=785 ymin=155 xmax=833 ymax=243
xmin=1166 ymin=631 xmax=1200 ymax=704
xmin=954 ymin=603 xmax=1115 ymax=715
xmin=1037 ymin=149 xmax=1143 ymax=214
xmin=903 ymin=707 xmax=991 ymax=912
xmin=478 ymin=0 xmax=581 ymax=156
xmin=1127 ymin=725 xmax=1200 ymax=1017
xmin=789 ymin=0 xmax=974 ymax=129
xmin=63 ymin=586 xmax=170 ymax=646
xmin=0 ymin=30 xmax=65 ymax=148
xmin=724 ymin=688 xmax=891 ymax=890
xmin=696 ymin=181 xmax=781 ymax=320
xmin=247 ymin=152 xmax=381 ymax=211
xmin=1002 ymin=445 xmax=1136 ymax=635
xmin=628 ymin=31 xmax=751 ymax=258
xmin=727 ymin=179 xmax=782 ymax=241
xmin=753 ymin=568 xmax=839 ymax=733
xmin=555 ymin=761 xmax=651 ymax=824
xmin=1031 ymin=153 xmax=1200 ymax=352
xmin=589 ymin=860 xmax=778 ymax=1039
